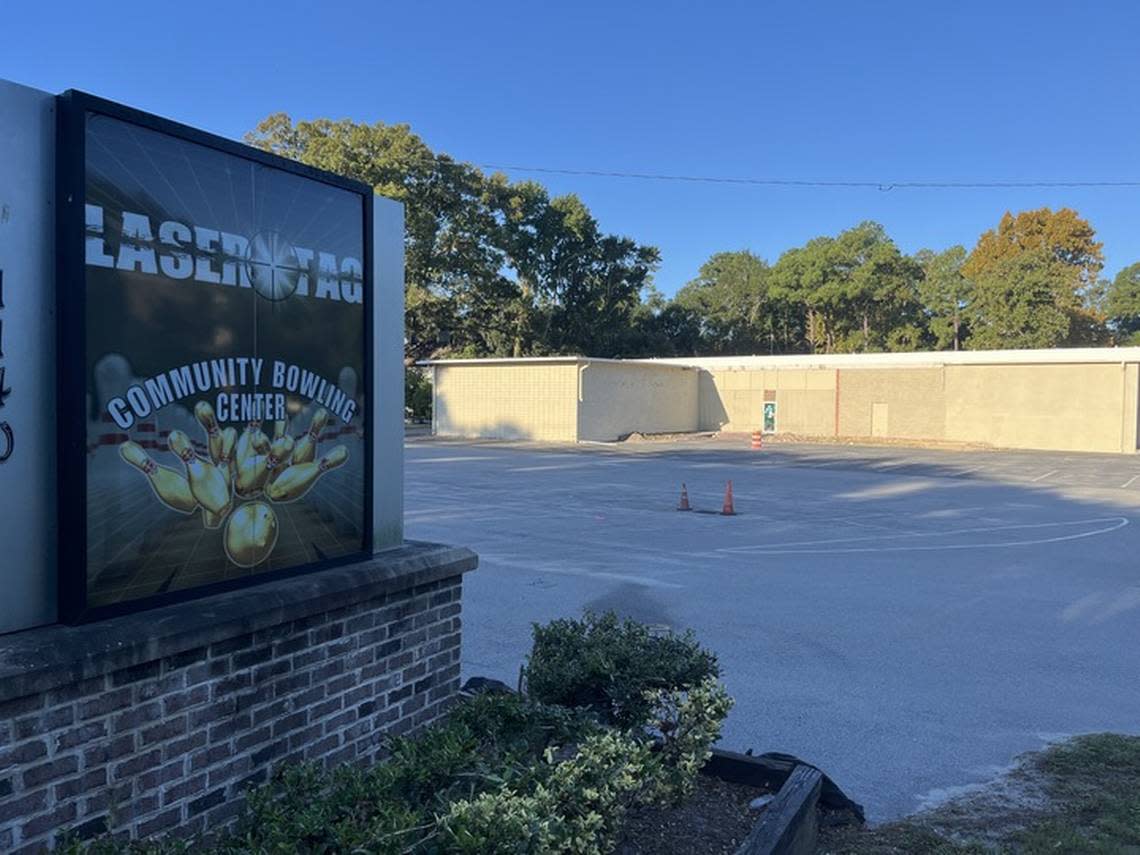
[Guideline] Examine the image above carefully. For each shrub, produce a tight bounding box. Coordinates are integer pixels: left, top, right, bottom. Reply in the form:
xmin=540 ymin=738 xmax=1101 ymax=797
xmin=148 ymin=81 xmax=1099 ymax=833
xmin=523 ymin=611 xmax=720 ymax=728
xmin=440 ymin=678 xmax=734 ymax=852
xmin=643 ymin=676 xmax=734 ymax=803
xmin=405 ymin=367 xmax=432 ymax=421
xmin=57 ymin=619 xmax=733 ymax=854
xmin=212 ymin=693 xmax=605 ymax=854
xmin=211 ymin=762 xmax=423 ymax=854
xmin=440 ymin=731 xmax=655 ymax=855
xmin=55 ymin=838 xmax=189 ymax=855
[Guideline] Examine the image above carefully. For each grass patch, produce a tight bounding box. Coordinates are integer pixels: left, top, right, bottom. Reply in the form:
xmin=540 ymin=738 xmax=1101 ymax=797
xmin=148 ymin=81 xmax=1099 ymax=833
xmin=819 ymin=733 xmax=1140 ymax=854
xmin=821 ymin=824 xmax=985 ymax=854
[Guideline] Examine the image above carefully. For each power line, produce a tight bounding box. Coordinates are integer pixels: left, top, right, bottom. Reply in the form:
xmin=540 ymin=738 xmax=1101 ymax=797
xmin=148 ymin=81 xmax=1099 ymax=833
xmin=472 ymin=163 xmax=1140 ymax=191
xmin=256 ymin=141 xmax=1140 ymax=191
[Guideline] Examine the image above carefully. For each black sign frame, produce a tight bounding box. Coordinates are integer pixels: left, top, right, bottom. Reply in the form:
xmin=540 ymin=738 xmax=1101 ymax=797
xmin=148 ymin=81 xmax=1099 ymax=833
xmin=56 ymin=90 xmax=375 ymax=624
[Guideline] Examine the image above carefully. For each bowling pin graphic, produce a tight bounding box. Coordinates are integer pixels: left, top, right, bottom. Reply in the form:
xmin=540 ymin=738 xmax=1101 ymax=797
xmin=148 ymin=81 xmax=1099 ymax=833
xmin=168 ymin=430 xmax=231 ymax=515
xmin=120 ymin=441 xmax=198 ymax=513
xmin=265 ymin=435 xmax=295 ymax=486
xmin=235 ymin=420 xmax=270 ymax=467
xmin=218 ymin=427 xmax=238 ymax=490
xmin=194 ymin=401 xmax=224 ymax=464
xmin=291 ymin=408 xmax=329 ymax=465
xmin=202 ymin=428 xmax=238 ymax=530
xmin=273 ymin=419 xmax=288 ymax=441
xmin=266 ymin=445 xmax=348 ymax=503
xmin=235 ymin=435 xmax=294 ymax=498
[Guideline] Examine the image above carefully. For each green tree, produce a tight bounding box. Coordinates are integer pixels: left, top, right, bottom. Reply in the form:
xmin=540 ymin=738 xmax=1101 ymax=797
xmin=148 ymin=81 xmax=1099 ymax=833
xmin=829 ymin=222 xmax=925 ymax=352
xmin=768 ymin=235 xmax=837 ymax=352
xmin=246 ymin=115 xmax=659 ymax=361
xmin=618 ymin=288 xmax=703 ymax=357
xmin=915 ymin=245 xmax=972 ymax=350
xmin=769 ymin=222 xmax=924 ymax=353
xmin=963 ymin=207 xmax=1108 ymax=347
xmin=490 ymin=182 xmax=660 ymax=356
xmin=967 ymin=249 xmax=1075 ymax=349
xmin=672 ymin=251 xmax=785 ymax=354
xmin=247 ymin=114 xmax=516 ymax=362
xmin=651 ymin=302 xmax=705 ymax=356
xmin=1105 ymin=262 xmax=1140 ymax=343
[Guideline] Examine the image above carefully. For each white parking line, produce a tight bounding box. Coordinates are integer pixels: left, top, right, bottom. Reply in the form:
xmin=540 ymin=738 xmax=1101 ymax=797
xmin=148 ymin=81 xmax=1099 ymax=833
xmin=508 ymin=463 xmax=593 ymax=472
xmin=1031 ymin=470 xmax=1058 ymax=482
xmin=407 ymin=455 xmax=489 ymax=464
xmin=715 ymin=517 xmax=1128 ymax=555
xmin=1121 ymin=475 xmax=1140 ymax=489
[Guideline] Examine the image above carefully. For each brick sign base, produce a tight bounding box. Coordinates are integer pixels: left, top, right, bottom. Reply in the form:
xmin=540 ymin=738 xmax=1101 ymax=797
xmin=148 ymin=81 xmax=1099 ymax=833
xmin=0 ymin=542 xmax=478 ymax=853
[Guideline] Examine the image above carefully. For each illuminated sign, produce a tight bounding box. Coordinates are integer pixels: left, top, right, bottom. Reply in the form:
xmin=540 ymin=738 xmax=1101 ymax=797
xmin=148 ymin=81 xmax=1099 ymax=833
xmin=56 ymin=92 xmax=374 ymax=622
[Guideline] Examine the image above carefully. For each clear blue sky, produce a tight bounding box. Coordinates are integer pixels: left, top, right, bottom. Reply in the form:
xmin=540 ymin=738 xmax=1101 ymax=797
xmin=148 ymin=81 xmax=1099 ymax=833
xmin=7 ymin=0 xmax=1139 ymax=295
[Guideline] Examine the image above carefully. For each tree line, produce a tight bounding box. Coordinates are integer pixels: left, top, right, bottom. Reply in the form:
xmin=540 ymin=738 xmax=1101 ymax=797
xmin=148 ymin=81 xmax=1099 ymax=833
xmin=671 ymin=211 xmax=1139 ymax=356
xmin=247 ymin=115 xmax=1140 ymax=361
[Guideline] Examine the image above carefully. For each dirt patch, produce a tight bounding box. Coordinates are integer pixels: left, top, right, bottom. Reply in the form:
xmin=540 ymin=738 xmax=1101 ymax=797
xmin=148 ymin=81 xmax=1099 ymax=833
xmin=714 ymin=431 xmax=996 ymax=453
xmin=911 ymin=761 xmax=1054 ymax=847
xmin=819 ymin=733 xmax=1140 ymax=854
xmin=619 ymin=431 xmax=719 ymax=443
xmin=617 ymin=773 xmax=773 ymax=855
xmin=822 ymin=761 xmax=1054 ymax=853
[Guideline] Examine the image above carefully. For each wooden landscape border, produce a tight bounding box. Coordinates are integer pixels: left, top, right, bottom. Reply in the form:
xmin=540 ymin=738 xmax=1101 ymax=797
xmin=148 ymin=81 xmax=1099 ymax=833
xmin=700 ymin=748 xmax=865 ymax=855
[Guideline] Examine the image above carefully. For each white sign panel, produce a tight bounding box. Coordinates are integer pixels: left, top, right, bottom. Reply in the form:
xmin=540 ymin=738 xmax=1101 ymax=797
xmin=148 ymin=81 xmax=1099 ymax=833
xmin=0 ymin=81 xmax=57 ymax=632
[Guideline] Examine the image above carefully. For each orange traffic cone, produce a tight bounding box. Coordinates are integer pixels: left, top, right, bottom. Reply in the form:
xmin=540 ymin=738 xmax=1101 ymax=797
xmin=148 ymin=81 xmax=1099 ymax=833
xmin=721 ymin=480 xmax=735 ymax=516
xmin=750 ymin=430 xmax=762 ymax=450
xmin=677 ymin=483 xmax=691 ymax=511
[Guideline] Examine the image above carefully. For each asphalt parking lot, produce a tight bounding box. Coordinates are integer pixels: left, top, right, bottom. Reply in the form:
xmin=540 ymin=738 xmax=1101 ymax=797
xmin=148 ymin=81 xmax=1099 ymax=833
xmin=404 ymin=435 xmax=1140 ymax=821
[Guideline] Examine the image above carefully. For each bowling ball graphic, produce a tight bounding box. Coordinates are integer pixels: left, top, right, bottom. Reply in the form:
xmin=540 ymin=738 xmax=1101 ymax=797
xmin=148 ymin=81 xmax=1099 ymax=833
xmin=245 ymin=231 xmax=301 ymax=301
xmin=224 ymin=501 xmax=279 ymax=568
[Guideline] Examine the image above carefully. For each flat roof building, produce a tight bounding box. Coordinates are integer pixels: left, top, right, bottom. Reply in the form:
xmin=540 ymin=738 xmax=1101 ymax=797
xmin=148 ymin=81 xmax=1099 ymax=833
xmin=421 ymin=348 xmax=1140 ymax=454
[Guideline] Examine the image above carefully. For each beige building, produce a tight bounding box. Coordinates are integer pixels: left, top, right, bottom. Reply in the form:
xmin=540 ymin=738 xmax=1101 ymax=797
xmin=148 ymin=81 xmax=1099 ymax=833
xmin=423 ymin=348 xmax=1140 ymax=454
xmin=426 ymin=357 xmax=698 ymax=443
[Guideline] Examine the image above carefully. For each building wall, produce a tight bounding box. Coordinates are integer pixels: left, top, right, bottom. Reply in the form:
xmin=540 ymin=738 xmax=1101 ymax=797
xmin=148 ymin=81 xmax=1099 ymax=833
xmin=433 ymin=363 xmax=580 ymax=442
xmin=943 ymin=363 xmax=1136 ymax=453
xmin=578 ymin=363 xmax=697 ymax=441
xmin=1124 ymin=364 xmax=1140 ymax=452
xmin=693 ymin=361 xmax=1140 ymax=452
xmin=430 ymin=356 xmax=1140 ymax=454
xmin=837 ymin=368 xmax=946 ymax=440
xmin=697 ymin=368 xmax=836 ymax=434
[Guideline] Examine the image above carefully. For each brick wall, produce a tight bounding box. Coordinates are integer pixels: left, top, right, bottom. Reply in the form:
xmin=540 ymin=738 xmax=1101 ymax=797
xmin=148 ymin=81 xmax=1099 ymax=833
xmin=0 ymin=543 xmax=476 ymax=853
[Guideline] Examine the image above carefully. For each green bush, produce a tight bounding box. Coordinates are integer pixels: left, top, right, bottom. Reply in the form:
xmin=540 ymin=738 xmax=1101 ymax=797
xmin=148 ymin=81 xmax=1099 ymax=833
xmin=405 ymin=367 xmax=432 ymax=421
xmin=55 ymin=838 xmax=190 ymax=855
xmin=218 ymin=762 xmax=426 ymax=854
xmin=57 ymin=619 xmax=733 ymax=855
xmin=642 ymin=676 xmax=734 ymax=803
xmin=440 ymin=731 xmax=654 ymax=855
xmin=523 ymin=611 xmax=720 ymax=728
xmin=216 ymin=693 xmax=605 ymax=854
xmin=441 ymin=676 xmax=733 ymax=851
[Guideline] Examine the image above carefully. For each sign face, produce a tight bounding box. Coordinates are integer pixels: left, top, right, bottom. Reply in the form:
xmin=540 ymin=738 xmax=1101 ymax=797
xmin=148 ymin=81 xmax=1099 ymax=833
xmin=762 ymin=401 xmax=777 ymax=433
xmin=57 ymin=92 xmax=373 ymax=622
